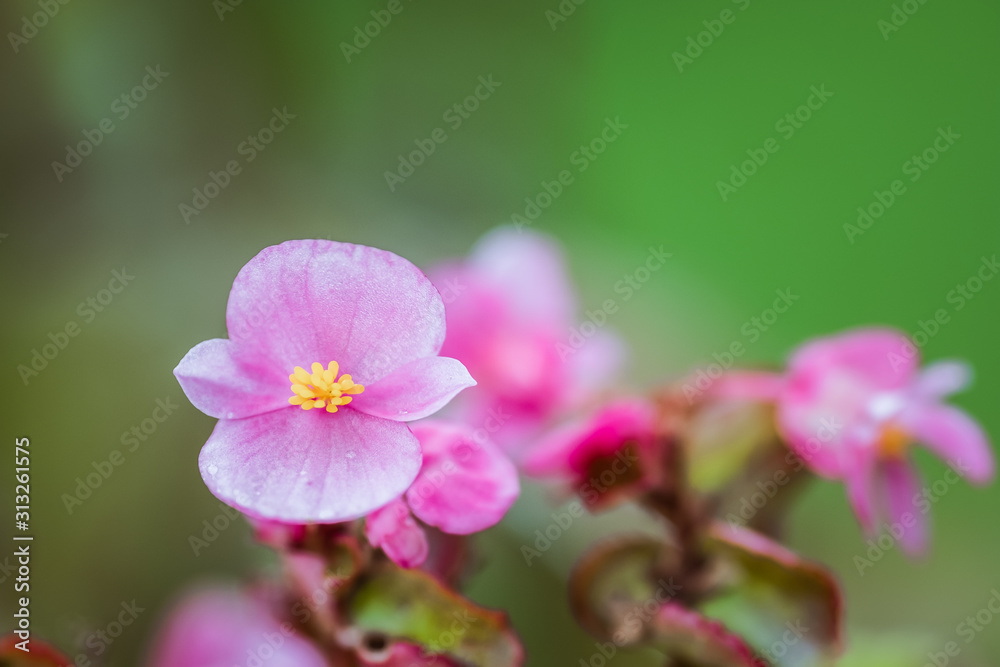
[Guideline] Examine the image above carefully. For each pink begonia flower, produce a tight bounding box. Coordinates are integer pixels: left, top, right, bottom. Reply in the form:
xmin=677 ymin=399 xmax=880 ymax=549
xmin=714 ymin=327 xmax=994 ymax=553
xmin=523 ymin=399 xmax=659 ymax=510
xmin=366 ymin=420 xmax=520 ymax=568
xmin=147 ymin=587 xmax=327 ymax=667
xmin=430 ymin=227 xmax=623 ymax=458
xmin=174 ymin=240 xmax=476 ymax=523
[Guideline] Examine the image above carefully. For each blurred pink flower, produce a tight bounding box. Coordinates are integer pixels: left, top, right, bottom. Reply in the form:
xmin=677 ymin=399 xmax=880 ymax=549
xmin=366 ymin=420 xmax=520 ymax=567
xmin=249 ymin=517 xmax=310 ymax=549
xmin=148 ymin=587 xmax=327 ymax=667
xmin=715 ymin=327 xmax=994 ymax=553
xmin=174 ymin=240 xmax=475 ymax=523
xmin=430 ymin=227 xmax=623 ymax=459
xmin=523 ymin=399 xmax=659 ymax=510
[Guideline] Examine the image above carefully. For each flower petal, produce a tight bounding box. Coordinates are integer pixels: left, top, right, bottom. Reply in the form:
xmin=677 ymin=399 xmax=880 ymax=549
xmin=174 ymin=338 xmax=289 ymax=419
xmin=788 ymin=327 xmax=917 ymax=389
xmin=776 ymin=384 xmax=855 ymax=479
xmin=357 ymin=357 xmax=476 ymax=422
xmin=882 ymin=458 xmax=927 ymax=555
xmin=775 ymin=329 xmax=916 ymax=479
xmin=225 ymin=240 xmax=446 ymax=384
xmin=406 ymin=421 xmax=520 ymax=535
xmin=147 ymin=587 xmax=327 ymax=667
xmin=199 ymin=408 xmax=421 ymax=523
xmin=902 ymin=403 xmax=995 ymax=484
xmin=524 ymin=399 xmax=656 ymax=478
xmin=432 ymin=265 xmax=565 ymax=404
xmin=431 ymin=264 xmax=510 ymax=371
xmin=843 ymin=452 xmax=878 ymax=535
xmin=466 ymin=226 xmax=577 ymax=328
xmin=565 ymin=328 xmax=626 ymax=399
xmin=913 ymin=360 xmax=972 ymax=399
xmin=522 ymin=419 xmax=584 ymax=478
xmin=365 ymin=498 xmax=429 ymax=568
xmin=565 ymin=400 xmax=656 ymax=475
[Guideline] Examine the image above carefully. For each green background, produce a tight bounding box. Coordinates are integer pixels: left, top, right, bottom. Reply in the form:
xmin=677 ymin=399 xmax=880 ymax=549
xmin=1 ymin=0 xmax=998 ymax=664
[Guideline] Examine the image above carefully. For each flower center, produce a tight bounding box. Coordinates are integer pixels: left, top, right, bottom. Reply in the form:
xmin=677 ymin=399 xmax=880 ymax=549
xmin=288 ymin=361 xmax=364 ymax=413
xmin=878 ymin=424 xmax=910 ymax=459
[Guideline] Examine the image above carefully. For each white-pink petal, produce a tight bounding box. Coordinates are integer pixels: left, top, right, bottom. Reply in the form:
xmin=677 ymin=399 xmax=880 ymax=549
xmin=357 ymin=356 xmax=476 ymax=422
xmin=912 ymin=360 xmax=972 ymax=400
xmin=174 ymin=338 xmax=289 ymax=420
xmin=903 ymin=402 xmax=995 ymax=484
xmin=467 ymin=226 xmax=577 ymax=328
xmin=224 ymin=239 xmax=447 ymax=383
xmin=199 ymin=407 xmax=421 ymax=523
xmin=788 ymin=327 xmax=917 ymax=390
xmin=882 ymin=459 xmax=928 ymax=555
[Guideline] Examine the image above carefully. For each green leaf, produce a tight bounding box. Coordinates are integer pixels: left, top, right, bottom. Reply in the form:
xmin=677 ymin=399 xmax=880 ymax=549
xmin=835 ymin=632 xmax=941 ymax=667
xmin=700 ymin=523 xmax=843 ymax=666
xmin=686 ymin=400 xmax=778 ymax=494
xmin=568 ymin=535 xmax=678 ymax=643
xmin=345 ymin=565 xmax=523 ymax=667
xmin=568 ymin=536 xmax=764 ymax=666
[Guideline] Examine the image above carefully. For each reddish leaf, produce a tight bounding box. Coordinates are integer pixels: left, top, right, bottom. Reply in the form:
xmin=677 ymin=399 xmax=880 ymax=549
xmin=701 ymin=523 xmax=844 ymax=665
xmin=344 ymin=564 xmax=523 ymax=667
xmin=568 ymin=535 xmax=682 ymax=643
xmin=651 ymin=604 xmax=761 ymax=666
xmin=0 ymin=634 xmax=72 ymax=666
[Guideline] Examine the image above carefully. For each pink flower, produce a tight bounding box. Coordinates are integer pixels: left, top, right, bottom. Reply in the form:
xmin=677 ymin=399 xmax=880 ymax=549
xmin=174 ymin=240 xmax=476 ymax=523
xmin=430 ymin=227 xmax=623 ymax=458
xmin=147 ymin=586 xmax=327 ymax=667
xmin=365 ymin=420 xmax=520 ymax=568
xmin=523 ymin=399 xmax=659 ymax=510
xmin=715 ymin=328 xmax=994 ymax=553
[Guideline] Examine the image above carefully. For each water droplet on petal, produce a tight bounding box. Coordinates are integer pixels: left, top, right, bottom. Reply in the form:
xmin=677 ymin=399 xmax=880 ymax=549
xmin=207 ymin=464 xmax=218 ymax=476
xmin=346 ymin=450 xmax=355 ymax=459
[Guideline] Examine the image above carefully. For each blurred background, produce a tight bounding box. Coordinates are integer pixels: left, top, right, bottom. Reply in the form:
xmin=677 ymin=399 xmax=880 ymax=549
xmin=2 ymin=0 xmax=998 ymax=664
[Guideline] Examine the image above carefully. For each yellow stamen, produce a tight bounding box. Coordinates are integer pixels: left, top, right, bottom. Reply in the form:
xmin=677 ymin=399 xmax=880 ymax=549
xmin=878 ymin=425 xmax=910 ymax=459
xmin=288 ymin=361 xmax=365 ymax=414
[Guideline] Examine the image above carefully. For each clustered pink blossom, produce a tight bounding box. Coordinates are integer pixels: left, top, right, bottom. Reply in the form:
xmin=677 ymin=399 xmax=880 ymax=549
xmin=155 ymin=230 xmax=994 ymax=666
xmin=429 ymin=227 xmax=623 ymax=459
